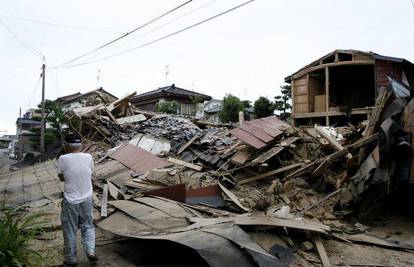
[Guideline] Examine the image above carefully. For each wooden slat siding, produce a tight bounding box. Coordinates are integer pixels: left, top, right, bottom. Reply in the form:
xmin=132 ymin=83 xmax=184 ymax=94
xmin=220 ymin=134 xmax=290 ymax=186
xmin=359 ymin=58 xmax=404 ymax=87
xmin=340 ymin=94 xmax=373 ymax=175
xmin=294 ymin=78 xmax=307 ymax=86
xmin=240 ymin=124 xmax=273 ymax=143
xmin=230 ymin=128 xmax=266 ymax=149
xmin=294 ymin=85 xmax=308 ymax=95
xmin=291 ymin=79 xmax=296 ymax=124
xmin=296 ymin=95 xmax=308 ymax=104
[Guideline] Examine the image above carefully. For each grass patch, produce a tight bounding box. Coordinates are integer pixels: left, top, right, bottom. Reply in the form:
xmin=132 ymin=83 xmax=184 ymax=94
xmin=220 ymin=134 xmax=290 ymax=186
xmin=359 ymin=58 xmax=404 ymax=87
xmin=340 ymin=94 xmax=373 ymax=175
xmin=0 ymin=203 xmax=48 ymax=266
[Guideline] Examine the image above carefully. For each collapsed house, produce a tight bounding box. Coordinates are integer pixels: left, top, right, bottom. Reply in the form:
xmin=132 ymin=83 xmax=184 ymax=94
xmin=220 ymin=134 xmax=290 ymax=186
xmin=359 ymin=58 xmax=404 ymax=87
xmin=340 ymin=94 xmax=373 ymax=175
xmin=130 ymin=84 xmax=212 ymax=116
xmin=48 ymin=75 xmax=413 ymax=266
xmin=56 ymin=87 xmax=118 ymax=111
xmin=285 ymin=49 xmax=414 ymax=126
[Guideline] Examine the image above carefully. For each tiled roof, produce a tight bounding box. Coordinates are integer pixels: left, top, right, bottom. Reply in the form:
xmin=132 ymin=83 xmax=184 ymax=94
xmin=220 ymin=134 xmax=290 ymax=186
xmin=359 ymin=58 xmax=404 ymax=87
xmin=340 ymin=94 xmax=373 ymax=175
xmin=133 ymin=84 xmax=211 ymax=101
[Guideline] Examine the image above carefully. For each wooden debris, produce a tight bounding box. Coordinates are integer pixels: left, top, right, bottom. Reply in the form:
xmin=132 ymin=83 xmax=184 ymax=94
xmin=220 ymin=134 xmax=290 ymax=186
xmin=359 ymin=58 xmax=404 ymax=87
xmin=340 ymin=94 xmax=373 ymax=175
xmin=168 ymin=157 xmax=203 ymax=171
xmin=107 ymin=180 xmax=119 ymax=200
xmin=177 ymin=134 xmax=200 ymax=155
xmin=217 ymin=182 xmax=249 ymax=212
xmin=252 ymin=137 xmax=299 ymax=164
xmin=315 ymin=125 xmax=352 ymax=159
xmin=238 ymin=162 xmax=303 ymax=185
xmin=101 ymin=184 xmax=108 ymax=217
xmin=313 ymin=235 xmax=331 ymax=267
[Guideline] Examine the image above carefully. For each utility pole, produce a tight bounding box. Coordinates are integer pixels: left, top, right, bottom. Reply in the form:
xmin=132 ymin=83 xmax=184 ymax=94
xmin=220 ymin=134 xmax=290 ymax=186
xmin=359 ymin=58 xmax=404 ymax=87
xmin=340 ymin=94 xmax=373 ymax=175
xmin=40 ymin=57 xmax=46 ymax=155
xmin=19 ymin=107 xmax=21 ymax=118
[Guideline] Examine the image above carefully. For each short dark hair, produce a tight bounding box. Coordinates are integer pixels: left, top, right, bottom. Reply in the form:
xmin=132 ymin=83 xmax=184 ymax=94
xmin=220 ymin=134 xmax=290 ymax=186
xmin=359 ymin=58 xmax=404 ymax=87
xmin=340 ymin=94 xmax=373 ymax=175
xmin=65 ymin=133 xmax=82 ymax=144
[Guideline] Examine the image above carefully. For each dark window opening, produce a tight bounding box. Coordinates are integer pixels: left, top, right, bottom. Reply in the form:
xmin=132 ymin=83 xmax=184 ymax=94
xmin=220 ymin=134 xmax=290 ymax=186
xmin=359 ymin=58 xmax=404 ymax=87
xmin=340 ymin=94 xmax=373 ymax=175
xmin=322 ymin=54 xmax=335 ymax=64
xmin=329 ymin=65 xmax=375 ymax=109
xmin=338 ymin=53 xmax=353 ymax=61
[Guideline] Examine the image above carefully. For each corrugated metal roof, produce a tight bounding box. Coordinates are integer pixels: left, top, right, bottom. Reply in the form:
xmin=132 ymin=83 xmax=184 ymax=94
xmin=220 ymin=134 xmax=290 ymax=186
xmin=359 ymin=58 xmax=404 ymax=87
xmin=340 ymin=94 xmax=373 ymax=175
xmin=109 ymin=144 xmax=170 ymax=173
xmin=230 ymin=116 xmax=288 ymax=149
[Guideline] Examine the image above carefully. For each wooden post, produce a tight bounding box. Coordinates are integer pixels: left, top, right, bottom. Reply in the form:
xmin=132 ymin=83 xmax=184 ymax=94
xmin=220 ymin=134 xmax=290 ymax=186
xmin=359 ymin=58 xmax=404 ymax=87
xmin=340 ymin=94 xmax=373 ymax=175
xmin=40 ymin=60 xmax=46 ymax=155
xmin=291 ymin=79 xmax=295 ymax=125
xmin=325 ymin=67 xmax=330 ymax=126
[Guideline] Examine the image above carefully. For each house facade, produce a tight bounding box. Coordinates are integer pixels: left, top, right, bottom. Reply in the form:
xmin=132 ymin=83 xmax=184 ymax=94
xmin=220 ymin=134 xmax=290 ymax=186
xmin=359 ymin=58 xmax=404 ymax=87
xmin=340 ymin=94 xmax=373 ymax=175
xmin=56 ymin=87 xmax=118 ymax=111
xmin=131 ymin=84 xmax=212 ymax=116
xmin=285 ymin=49 xmax=414 ymax=126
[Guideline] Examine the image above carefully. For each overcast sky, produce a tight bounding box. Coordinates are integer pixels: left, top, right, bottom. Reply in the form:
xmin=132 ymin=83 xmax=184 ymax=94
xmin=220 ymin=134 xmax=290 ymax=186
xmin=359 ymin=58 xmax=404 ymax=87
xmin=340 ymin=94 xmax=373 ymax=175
xmin=1 ymin=0 xmax=414 ymax=134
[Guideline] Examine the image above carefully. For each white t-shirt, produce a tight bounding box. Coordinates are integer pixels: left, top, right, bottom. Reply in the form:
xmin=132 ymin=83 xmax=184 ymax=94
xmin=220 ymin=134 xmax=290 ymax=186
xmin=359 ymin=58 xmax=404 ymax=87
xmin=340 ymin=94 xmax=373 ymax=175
xmin=58 ymin=152 xmax=94 ymax=204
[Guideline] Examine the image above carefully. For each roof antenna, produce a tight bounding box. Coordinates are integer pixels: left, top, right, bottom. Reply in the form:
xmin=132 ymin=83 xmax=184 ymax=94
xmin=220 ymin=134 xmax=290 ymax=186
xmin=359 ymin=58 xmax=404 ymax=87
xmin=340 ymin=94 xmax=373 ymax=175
xmin=165 ymin=65 xmax=169 ymax=85
xmin=97 ymin=69 xmax=101 ymax=88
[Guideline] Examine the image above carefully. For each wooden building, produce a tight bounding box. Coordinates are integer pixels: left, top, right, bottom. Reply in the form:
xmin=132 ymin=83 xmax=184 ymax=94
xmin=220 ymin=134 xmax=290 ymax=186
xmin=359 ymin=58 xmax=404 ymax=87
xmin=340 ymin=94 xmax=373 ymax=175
xmin=131 ymin=84 xmax=212 ymax=116
xmin=56 ymin=87 xmax=118 ymax=111
xmin=285 ymin=49 xmax=414 ymax=126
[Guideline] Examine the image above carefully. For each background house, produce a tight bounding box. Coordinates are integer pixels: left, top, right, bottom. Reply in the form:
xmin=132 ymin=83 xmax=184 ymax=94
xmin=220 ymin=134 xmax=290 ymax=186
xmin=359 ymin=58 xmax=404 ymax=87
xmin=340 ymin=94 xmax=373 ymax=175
xmin=131 ymin=84 xmax=212 ymax=116
xmin=285 ymin=49 xmax=414 ymax=126
xmin=15 ymin=112 xmax=42 ymax=159
xmin=56 ymin=87 xmax=118 ymax=111
xmin=202 ymin=99 xmax=223 ymax=123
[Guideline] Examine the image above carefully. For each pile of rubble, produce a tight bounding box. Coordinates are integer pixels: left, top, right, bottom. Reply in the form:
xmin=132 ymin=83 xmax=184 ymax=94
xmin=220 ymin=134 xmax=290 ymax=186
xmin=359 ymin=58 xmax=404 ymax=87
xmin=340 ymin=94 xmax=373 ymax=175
xmin=63 ymin=80 xmax=414 ymax=266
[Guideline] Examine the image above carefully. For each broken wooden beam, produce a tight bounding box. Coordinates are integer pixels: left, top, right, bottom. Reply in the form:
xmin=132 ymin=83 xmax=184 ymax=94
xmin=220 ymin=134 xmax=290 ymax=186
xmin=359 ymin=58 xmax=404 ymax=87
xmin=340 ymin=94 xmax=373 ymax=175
xmin=315 ymin=125 xmax=352 ymax=159
xmin=252 ymin=137 xmax=299 ymax=164
xmin=168 ymin=157 xmax=203 ymax=171
xmin=238 ymin=163 xmax=303 ymax=185
xmin=313 ymin=235 xmax=332 ymax=267
xmin=218 ymin=182 xmax=249 ymax=212
xmin=177 ymin=134 xmax=200 ymax=155
xmin=101 ymin=184 xmax=108 ymax=217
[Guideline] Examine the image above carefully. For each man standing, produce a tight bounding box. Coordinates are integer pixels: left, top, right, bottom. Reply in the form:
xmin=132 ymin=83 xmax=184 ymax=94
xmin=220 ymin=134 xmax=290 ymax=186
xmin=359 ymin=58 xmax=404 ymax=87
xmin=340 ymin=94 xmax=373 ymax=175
xmin=58 ymin=133 xmax=98 ymax=266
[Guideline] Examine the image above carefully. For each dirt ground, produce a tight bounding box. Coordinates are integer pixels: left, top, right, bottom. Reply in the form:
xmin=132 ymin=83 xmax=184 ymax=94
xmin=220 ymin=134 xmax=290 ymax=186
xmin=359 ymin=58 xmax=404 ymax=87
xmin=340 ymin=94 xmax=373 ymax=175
xmin=1 ymin=151 xmax=414 ymax=266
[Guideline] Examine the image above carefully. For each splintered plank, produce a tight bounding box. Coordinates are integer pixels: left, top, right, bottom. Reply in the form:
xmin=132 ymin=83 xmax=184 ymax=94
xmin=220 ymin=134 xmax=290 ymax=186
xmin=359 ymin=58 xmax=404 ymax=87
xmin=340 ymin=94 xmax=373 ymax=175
xmin=218 ymin=183 xmax=249 ymax=212
xmin=168 ymin=158 xmax=203 ymax=171
xmin=177 ymin=134 xmax=200 ymax=155
xmin=314 ymin=236 xmax=332 ymax=267
xmin=252 ymin=137 xmax=299 ymax=164
xmin=101 ymin=184 xmax=108 ymax=217
xmin=238 ymin=163 xmax=303 ymax=185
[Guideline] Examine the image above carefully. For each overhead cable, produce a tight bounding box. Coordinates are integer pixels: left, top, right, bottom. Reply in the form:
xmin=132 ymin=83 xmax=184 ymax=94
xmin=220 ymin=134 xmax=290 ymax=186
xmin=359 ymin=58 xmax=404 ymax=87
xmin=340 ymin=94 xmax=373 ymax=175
xmin=61 ymin=0 xmax=255 ymax=69
xmin=58 ymin=0 xmax=193 ymax=67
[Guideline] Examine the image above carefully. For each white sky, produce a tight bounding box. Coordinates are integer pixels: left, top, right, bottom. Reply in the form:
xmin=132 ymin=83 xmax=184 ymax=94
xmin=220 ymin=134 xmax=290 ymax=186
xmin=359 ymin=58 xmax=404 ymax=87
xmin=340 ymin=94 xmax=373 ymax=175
xmin=1 ymin=0 xmax=414 ymax=134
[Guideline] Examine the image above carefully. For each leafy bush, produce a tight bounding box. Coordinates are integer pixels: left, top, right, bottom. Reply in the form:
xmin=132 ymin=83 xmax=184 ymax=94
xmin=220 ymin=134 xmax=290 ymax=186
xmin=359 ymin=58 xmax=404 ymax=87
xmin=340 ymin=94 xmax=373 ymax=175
xmin=155 ymin=100 xmax=179 ymax=114
xmin=219 ymin=94 xmax=244 ymax=123
xmin=0 ymin=204 xmax=46 ymax=266
xmin=253 ymin=96 xmax=274 ymax=118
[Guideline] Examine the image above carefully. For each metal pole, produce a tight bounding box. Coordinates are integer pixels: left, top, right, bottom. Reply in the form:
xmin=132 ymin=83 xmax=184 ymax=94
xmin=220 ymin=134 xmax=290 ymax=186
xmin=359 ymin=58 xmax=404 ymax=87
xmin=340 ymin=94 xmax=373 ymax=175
xmin=40 ymin=58 xmax=46 ymax=155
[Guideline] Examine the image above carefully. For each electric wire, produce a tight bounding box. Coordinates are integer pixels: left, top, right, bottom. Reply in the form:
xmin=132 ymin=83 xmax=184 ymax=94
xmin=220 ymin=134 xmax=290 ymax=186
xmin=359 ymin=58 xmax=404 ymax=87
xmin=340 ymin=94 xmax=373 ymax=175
xmin=58 ymin=0 xmax=193 ymax=67
xmin=0 ymin=18 xmax=44 ymax=59
xmin=60 ymin=0 xmax=255 ymax=69
xmin=85 ymin=0 xmax=218 ymax=61
xmin=0 ymin=13 xmax=125 ymax=34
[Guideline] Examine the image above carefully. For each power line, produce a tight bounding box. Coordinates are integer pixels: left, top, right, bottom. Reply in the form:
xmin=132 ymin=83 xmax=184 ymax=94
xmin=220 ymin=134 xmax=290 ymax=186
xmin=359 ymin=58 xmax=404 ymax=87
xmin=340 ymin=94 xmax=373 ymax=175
xmin=110 ymin=0 xmax=217 ymax=51
xmin=0 ymin=18 xmax=44 ymax=59
xmin=81 ymin=0 xmax=218 ymax=63
xmin=58 ymin=0 xmax=193 ymax=67
xmin=61 ymin=0 xmax=256 ymax=69
xmin=0 ymin=13 xmax=125 ymax=34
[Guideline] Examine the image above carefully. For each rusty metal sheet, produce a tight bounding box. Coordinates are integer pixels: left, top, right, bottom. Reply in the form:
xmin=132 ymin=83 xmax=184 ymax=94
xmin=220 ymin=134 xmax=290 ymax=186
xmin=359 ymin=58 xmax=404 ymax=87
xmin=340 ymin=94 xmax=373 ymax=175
xmin=186 ymin=184 xmax=224 ymax=207
xmin=143 ymin=184 xmax=186 ymax=203
xmin=230 ymin=128 xmax=267 ymax=149
xmin=110 ymin=144 xmax=170 ymax=173
xmin=240 ymin=124 xmax=273 ymax=142
xmin=231 ymin=116 xmax=288 ymax=149
xmin=246 ymin=119 xmax=283 ymax=138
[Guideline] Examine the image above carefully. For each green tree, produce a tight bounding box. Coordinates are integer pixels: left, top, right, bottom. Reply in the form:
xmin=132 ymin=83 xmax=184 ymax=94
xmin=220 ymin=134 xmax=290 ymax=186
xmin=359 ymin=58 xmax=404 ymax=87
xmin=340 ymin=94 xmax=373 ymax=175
xmin=36 ymin=100 xmax=66 ymax=131
xmin=219 ymin=94 xmax=244 ymax=123
xmin=274 ymin=84 xmax=292 ymax=120
xmin=241 ymin=100 xmax=252 ymax=109
xmin=155 ymin=100 xmax=179 ymax=114
xmin=253 ymin=96 xmax=274 ymax=118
